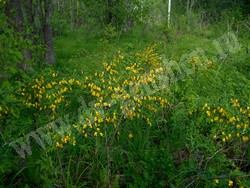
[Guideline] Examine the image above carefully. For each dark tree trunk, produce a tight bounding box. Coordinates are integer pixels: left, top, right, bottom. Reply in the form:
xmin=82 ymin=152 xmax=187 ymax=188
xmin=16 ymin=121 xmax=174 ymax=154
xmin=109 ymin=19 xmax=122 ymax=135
xmin=5 ymin=0 xmax=55 ymax=66
xmin=21 ymin=0 xmax=34 ymax=68
xmin=4 ymin=0 xmax=32 ymax=70
xmin=107 ymin=0 xmax=113 ymax=24
xmin=4 ymin=0 xmax=23 ymax=32
xmin=44 ymin=0 xmax=55 ymax=65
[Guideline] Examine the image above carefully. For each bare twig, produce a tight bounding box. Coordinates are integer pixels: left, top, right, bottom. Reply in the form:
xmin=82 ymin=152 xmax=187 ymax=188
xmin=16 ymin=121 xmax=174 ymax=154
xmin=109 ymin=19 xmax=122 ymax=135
xmin=105 ymin=113 xmax=124 ymax=188
xmin=57 ymin=148 xmax=66 ymax=187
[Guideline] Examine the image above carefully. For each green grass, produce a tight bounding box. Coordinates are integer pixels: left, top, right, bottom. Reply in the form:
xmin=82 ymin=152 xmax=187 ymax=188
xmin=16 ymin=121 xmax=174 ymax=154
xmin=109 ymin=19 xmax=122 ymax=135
xmin=1 ymin=21 xmax=250 ymax=187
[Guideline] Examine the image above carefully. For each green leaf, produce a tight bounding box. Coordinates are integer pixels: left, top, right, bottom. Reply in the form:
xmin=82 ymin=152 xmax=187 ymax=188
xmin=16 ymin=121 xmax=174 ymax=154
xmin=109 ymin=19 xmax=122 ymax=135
xmin=159 ymin=180 xmax=167 ymax=186
xmin=8 ymin=66 xmax=18 ymax=74
xmin=16 ymin=52 xmax=23 ymax=60
xmin=143 ymin=170 xmax=149 ymax=180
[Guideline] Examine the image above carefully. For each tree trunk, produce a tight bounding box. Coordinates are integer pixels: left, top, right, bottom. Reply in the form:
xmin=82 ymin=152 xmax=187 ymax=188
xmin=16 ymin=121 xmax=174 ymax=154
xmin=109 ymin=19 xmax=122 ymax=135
xmin=71 ymin=0 xmax=75 ymax=30
xmin=4 ymin=0 xmax=23 ymax=32
xmin=107 ymin=0 xmax=113 ymax=24
xmin=5 ymin=0 xmax=33 ymax=70
xmin=44 ymin=0 xmax=55 ymax=65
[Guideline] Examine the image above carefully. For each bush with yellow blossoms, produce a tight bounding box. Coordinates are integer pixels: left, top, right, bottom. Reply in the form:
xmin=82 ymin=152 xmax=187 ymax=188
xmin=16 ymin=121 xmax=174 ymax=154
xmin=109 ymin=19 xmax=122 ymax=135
xmin=72 ymin=44 xmax=171 ymax=144
xmin=196 ymin=99 xmax=249 ymax=144
xmin=0 ymin=45 xmax=173 ymax=187
xmin=17 ymin=73 xmax=88 ymax=122
xmin=189 ymin=98 xmax=250 ymax=187
xmin=8 ymin=44 xmax=171 ymax=150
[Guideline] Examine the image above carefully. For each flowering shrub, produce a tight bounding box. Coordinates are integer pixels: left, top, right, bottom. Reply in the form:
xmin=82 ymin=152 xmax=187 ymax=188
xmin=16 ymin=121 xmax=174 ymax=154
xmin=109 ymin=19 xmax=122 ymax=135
xmin=192 ymin=99 xmax=250 ymax=144
xmin=74 ymin=44 xmax=171 ymax=140
xmin=9 ymin=44 xmax=172 ymax=149
xmin=17 ymin=73 xmax=87 ymax=121
xmin=189 ymin=99 xmax=250 ymax=187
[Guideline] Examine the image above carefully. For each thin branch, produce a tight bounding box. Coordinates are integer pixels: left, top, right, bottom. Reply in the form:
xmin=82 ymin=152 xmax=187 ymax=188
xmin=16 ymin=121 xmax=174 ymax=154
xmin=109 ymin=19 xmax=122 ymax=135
xmin=57 ymin=148 xmax=66 ymax=187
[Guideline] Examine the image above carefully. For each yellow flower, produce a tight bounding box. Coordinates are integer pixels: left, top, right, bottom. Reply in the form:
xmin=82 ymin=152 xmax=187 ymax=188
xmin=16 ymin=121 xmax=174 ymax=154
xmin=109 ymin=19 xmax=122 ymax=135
xmin=242 ymin=123 xmax=248 ymax=129
xmin=94 ymin=102 xmax=100 ymax=108
xmin=229 ymin=116 xmax=236 ymax=122
xmin=56 ymin=142 xmax=63 ymax=148
xmin=128 ymin=133 xmax=133 ymax=139
xmin=228 ymin=180 xmax=233 ymax=187
xmin=206 ymin=110 xmax=211 ymax=116
xmin=214 ymin=179 xmax=219 ymax=184
xmin=242 ymin=136 xmax=249 ymax=142
xmin=51 ymin=81 xmax=57 ymax=85
xmin=222 ymin=138 xmax=226 ymax=142
xmin=61 ymin=136 xmax=69 ymax=143
xmin=214 ymin=117 xmax=219 ymax=121
xmin=94 ymin=132 xmax=98 ymax=137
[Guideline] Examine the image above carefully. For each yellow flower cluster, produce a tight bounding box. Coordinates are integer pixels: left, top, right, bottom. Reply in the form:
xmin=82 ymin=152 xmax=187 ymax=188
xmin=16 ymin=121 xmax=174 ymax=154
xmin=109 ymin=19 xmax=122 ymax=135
xmin=74 ymin=44 xmax=170 ymax=140
xmin=128 ymin=133 xmax=133 ymax=139
xmin=190 ymin=56 xmax=201 ymax=67
xmin=18 ymin=74 xmax=87 ymax=121
xmin=0 ymin=106 xmax=9 ymax=117
xmin=214 ymin=179 xmax=219 ymax=184
xmin=88 ymin=83 xmax=101 ymax=97
xmin=188 ymin=56 xmax=214 ymax=73
xmin=228 ymin=179 xmax=233 ymax=187
xmin=103 ymin=62 xmax=118 ymax=75
xmin=55 ymin=134 xmax=76 ymax=148
xmin=212 ymin=178 xmax=248 ymax=187
xmin=16 ymin=45 xmax=171 ymax=148
xmin=125 ymin=62 xmax=140 ymax=74
xmin=132 ymin=44 xmax=161 ymax=68
xmin=231 ymin=98 xmax=240 ymax=107
xmin=200 ymin=100 xmax=249 ymax=143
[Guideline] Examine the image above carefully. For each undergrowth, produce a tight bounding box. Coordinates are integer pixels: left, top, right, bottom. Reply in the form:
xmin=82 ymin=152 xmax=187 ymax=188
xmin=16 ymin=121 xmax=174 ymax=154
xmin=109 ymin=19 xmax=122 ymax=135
xmin=0 ymin=24 xmax=249 ymax=187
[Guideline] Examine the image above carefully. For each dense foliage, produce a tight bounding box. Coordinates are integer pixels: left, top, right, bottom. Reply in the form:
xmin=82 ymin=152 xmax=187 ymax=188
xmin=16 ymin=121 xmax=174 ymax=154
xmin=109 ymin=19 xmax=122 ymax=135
xmin=0 ymin=0 xmax=249 ymax=187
